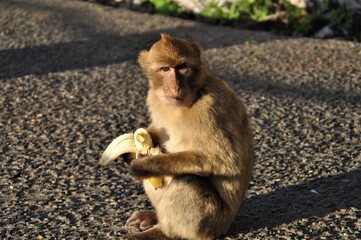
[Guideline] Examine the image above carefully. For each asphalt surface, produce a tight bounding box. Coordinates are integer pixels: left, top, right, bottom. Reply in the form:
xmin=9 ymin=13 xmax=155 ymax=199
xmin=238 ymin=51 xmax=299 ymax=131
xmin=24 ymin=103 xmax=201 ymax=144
xmin=1 ymin=0 xmax=360 ymax=239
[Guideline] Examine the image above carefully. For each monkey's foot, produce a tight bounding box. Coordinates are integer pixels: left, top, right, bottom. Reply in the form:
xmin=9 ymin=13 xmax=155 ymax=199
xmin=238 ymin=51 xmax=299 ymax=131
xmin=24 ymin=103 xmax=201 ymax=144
xmin=122 ymin=226 xmax=170 ymax=240
xmin=125 ymin=211 xmax=157 ymax=234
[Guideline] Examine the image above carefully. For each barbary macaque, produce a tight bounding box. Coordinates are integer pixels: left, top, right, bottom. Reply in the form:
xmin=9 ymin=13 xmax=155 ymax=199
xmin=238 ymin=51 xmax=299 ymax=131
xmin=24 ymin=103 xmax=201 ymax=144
xmin=124 ymin=34 xmax=254 ymax=240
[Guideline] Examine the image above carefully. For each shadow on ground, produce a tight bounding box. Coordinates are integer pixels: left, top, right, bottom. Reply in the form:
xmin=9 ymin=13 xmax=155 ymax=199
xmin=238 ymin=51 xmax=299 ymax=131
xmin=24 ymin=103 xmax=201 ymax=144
xmin=229 ymin=168 xmax=361 ymax=234
xmin=2 ymin=0 xmax=360 ymax=106
xmin=0 ymin=0 xmax=282 ymax=80
xmin=0 ymin=30 xmax=281 ymax=80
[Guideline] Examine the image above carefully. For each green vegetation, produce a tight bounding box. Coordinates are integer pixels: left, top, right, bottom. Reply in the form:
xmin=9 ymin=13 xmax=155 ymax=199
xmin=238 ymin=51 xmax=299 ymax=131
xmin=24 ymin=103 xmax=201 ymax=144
xmin=202 ymin=0 xmax=276 ymax=22
xmin=149 ymin=0 xmax=360 ymax=40
xmin=328 ymin=6 xmax=361 ymax=40
xmin=91 ymin=0 xmax=361 ymax=41
xmin=148 ymin=0 xmax=183 ymax=15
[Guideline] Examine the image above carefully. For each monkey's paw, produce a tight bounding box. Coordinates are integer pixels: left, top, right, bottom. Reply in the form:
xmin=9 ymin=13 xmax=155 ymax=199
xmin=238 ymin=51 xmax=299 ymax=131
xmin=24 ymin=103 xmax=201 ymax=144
xmin=125 ymin=211 xmax=157 ymax=234
xmin=121 ymin=236 xmax=135 ymax=240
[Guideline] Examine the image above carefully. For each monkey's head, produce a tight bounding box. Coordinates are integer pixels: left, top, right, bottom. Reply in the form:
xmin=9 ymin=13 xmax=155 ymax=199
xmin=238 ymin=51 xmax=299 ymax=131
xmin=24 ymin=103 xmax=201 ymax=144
xmin=139 ymin=34 xmax=204 ymax=107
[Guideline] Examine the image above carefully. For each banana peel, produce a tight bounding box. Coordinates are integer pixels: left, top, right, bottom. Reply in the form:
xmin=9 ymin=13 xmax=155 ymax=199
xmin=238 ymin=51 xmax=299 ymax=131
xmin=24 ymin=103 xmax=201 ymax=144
xmin=99 ymin=133 xmax=135 ymax=166
xmin=99 ymin=128 xmax=163 ymax=189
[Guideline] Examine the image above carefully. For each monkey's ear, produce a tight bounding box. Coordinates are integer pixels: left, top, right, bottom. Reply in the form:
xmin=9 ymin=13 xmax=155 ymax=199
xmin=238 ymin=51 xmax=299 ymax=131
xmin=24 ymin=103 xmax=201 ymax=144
xmin=138 ymin=50 xmax=149 ymax=70
xmin=160 ymin=33 xmax=172 ymax=44
xmin=192 ymin=42 xmax=202 ymax=58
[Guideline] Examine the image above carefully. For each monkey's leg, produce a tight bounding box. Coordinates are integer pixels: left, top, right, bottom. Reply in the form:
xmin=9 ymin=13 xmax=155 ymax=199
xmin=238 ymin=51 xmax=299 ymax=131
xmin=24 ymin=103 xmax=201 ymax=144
xmin=156 ymin=175 xmax=226 ymax=240
xmin=125 ymin=211 xmax=158 ymax=234
xmin=123 ymin=226 xmax=171 ymax=240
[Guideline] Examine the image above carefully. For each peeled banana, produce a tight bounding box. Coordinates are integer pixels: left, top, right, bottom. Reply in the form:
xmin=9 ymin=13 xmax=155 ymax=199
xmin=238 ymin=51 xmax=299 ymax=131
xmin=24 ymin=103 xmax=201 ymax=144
xmin=148 ymin=177 xmax=164 ymax=189
xmin=99 ymin=128 xmax=164 ymax=189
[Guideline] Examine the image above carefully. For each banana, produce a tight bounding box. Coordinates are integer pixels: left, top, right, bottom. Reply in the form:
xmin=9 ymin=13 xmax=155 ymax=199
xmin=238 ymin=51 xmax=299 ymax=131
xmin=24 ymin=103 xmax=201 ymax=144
xmin=99 ymin=128 xmax=164 ymax=189
xmin=148 ymin=177 xmax=164 ymax=189
xmin=99 ymin=133 xmax=135 ymax=166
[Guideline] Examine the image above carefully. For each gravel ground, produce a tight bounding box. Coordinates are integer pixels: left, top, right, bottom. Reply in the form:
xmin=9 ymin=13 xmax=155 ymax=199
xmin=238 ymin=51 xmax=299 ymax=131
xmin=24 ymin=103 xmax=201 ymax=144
xmin=1 ymin=0 xmax=360 ymax=239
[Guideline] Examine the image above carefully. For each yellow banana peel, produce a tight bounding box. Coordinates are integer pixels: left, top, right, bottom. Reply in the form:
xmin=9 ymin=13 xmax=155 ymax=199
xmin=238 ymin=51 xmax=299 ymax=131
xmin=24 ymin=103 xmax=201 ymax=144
xmin=99 ymin=133 xmax=135 ymax=166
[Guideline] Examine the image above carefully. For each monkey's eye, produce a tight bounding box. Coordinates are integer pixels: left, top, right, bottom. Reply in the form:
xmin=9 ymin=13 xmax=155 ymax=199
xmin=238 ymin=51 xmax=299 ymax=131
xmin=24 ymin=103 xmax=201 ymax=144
xmin=177 ymin=63 xmax=189 ymax=74
xmin=160 ymin=67 xmax=170 ymax=72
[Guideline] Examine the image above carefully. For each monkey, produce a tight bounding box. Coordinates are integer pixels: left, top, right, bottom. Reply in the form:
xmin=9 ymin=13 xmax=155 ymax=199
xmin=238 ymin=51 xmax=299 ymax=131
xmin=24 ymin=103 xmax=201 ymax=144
xmin=123 ymin=34 xmax=254 ymax=240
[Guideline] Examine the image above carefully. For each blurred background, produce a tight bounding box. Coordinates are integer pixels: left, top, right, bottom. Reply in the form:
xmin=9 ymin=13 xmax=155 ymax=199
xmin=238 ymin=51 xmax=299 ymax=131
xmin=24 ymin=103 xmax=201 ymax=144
xmin=86 ymin=0 xmax=361 ymax=41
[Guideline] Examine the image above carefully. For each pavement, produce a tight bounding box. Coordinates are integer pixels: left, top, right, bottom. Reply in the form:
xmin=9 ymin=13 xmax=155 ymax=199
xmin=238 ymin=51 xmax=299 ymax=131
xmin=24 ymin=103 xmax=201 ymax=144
xmin=0 ymin=0 xmax=360 ymax=239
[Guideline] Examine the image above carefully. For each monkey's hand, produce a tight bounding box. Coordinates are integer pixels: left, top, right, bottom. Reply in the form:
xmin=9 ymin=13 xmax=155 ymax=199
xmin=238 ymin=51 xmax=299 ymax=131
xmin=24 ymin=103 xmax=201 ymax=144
xmin=100 ymin=128 xmax=164 ymax=188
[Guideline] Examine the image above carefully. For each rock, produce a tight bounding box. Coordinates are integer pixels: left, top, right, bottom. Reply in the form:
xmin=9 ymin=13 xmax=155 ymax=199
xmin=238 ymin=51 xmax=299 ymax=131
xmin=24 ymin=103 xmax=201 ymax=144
xmin=314 ymin=25 xmax=335 ymax=38
xmin=287 ymin=0 xmax=307 ymax=8
xmin=173 ymin=0 xmax=230 ymax=14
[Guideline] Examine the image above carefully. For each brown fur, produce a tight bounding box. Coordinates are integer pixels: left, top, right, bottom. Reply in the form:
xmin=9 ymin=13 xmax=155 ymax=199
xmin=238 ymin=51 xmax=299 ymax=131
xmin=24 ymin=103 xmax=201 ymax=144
xmin=125 ymin=34 xmax=254 ymax=240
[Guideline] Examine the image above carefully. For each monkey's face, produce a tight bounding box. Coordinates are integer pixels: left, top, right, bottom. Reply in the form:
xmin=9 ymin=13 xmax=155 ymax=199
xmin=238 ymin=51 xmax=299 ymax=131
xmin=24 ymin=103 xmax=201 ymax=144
xmin=138 ymin=34 xmax=204 ymax=108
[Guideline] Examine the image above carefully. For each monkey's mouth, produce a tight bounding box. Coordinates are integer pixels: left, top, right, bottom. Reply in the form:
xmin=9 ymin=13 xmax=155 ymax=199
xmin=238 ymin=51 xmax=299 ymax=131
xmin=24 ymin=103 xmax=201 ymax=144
xmin=165 ymin=95 xmax=185 ymax=106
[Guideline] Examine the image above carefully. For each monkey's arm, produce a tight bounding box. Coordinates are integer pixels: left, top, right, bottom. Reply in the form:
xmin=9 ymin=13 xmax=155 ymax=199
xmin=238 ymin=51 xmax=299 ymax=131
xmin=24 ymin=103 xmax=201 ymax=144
xmin=130 ymin=151 xmax=233 ymax=178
